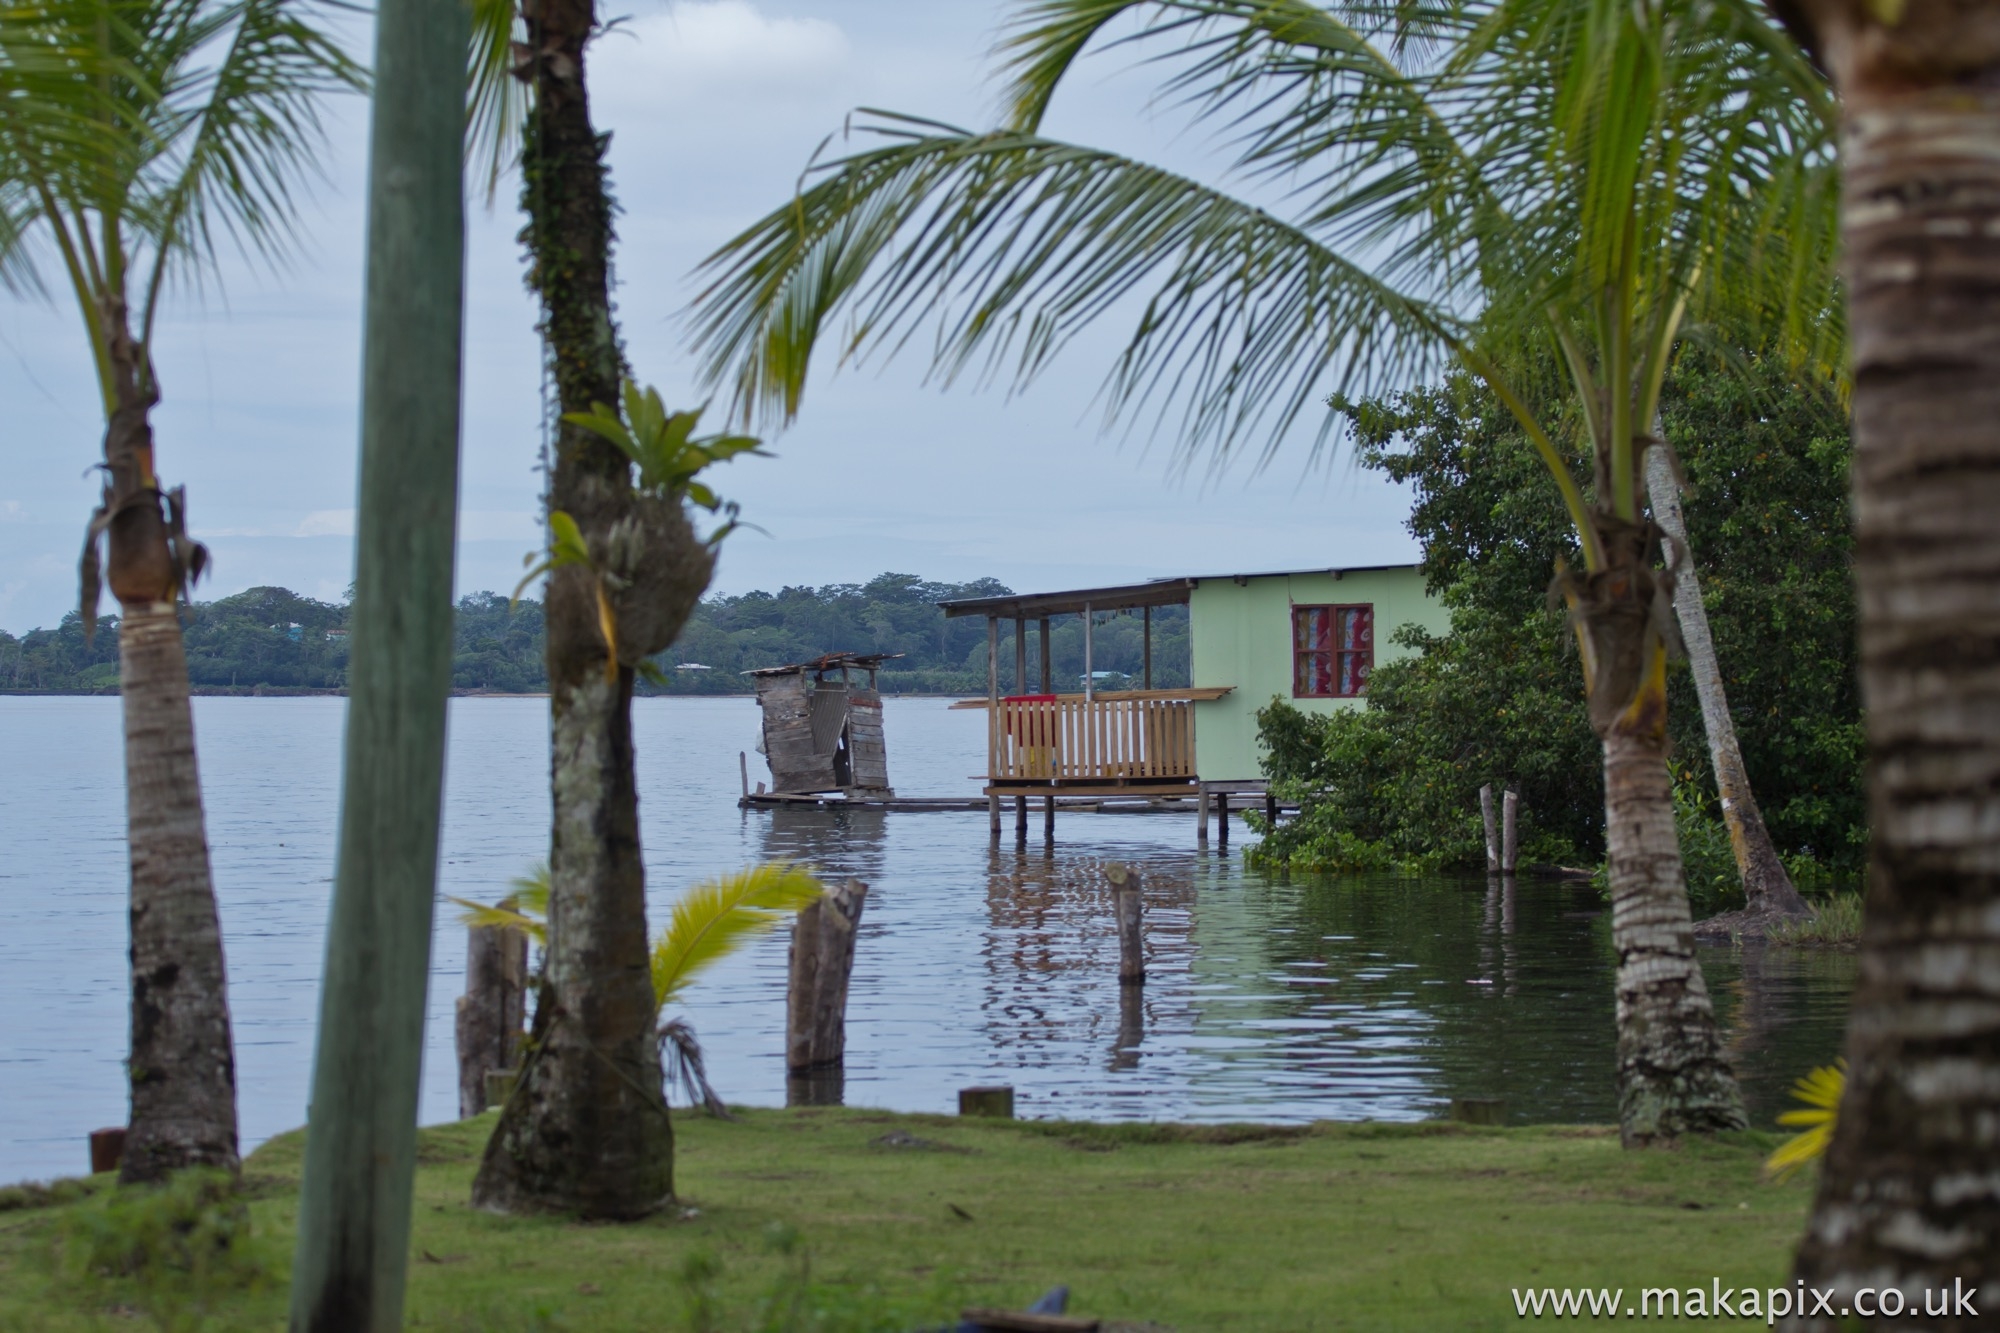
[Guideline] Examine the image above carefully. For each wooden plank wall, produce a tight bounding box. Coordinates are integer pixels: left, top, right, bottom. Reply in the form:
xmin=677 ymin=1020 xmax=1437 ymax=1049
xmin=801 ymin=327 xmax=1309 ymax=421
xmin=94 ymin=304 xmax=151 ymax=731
xmin=846 ymin=690 xmax=891 ymax=794
xmin=756 ymin=673 xmax=838 ymax=793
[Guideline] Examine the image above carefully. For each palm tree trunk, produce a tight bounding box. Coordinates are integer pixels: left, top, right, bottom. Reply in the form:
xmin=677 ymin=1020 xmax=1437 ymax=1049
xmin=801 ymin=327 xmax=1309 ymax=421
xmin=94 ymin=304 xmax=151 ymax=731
xmin=470 ymin=0 xmax=673 ymax=1218
xmin=1572 ymin=522 xmax=1747 ymax=1146
xmin=1602 ymin=682 xmax=1748 ymax=1145
xmin=1766 ymin=5 xmax=2000 ymax=1325
xmin=96 ymin=307 xmax=238 ymax=1183
xmin=1644 ymin=447 xmax=1808 ymax=926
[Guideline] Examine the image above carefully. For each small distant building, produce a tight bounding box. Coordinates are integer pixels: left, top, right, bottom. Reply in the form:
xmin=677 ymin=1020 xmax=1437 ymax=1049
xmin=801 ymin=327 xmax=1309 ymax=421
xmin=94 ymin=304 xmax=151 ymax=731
xmin=939 ymin=566 xmax=1444 ymax=824
xmin=749 ymin=652 xmax=901 ymax=798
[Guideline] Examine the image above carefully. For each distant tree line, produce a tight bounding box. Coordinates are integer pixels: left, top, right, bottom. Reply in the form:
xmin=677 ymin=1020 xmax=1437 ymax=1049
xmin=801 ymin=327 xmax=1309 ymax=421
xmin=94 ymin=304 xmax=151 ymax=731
xmin=0 ymin=573 xmax=1192 ymax=696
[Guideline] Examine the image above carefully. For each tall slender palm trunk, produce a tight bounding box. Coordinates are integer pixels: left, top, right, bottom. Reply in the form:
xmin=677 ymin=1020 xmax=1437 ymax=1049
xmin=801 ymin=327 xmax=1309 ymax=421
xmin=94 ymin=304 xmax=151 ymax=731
xmin=1575 ymin=517 xmax=1747 ymax=1146
xmin=1644 ymin=448 xmax=1808 ymax=927
xmin=471 ymin=0 xmax=687 ymax=1218
xmin=1768 ymin=5 xmax=2000 ymax=1326
xmin=94 ymin=301 xmax=238 ymax=1183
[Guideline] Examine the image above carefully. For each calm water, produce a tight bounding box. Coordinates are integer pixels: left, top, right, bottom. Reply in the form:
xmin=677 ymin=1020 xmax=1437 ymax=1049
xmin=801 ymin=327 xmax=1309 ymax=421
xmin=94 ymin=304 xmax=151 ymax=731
xmin=0 ymin=696 xmax=1855 ymax=1184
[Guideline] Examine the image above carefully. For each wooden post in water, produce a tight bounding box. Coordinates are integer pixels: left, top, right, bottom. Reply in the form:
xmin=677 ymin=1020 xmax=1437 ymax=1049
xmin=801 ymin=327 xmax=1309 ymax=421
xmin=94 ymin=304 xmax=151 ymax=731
xmin=739 ymin=751 xmax=748 ymax=800
xmin=1044 ymin=794 xmax=1056 ymax=839
xmin=288 ymin=0 xmax=465 ymax=1319
xmin=1215 ymin=789 xmax=1229 ymax=849
xmin=454 ymin=923 xmax=526 ymax=1118
xmin=1501 ymin=788 xmax=1519 ymax=875
xmin=1107 ymin=864 xmax=1144 ymax=984
xmin=786 ymin=880 xmax=869 ymax=1076
xmin=1196 ymin=781 xmax=1210 ymax=846
xmin=1480 ymin=784 xmax=1498 ymax=873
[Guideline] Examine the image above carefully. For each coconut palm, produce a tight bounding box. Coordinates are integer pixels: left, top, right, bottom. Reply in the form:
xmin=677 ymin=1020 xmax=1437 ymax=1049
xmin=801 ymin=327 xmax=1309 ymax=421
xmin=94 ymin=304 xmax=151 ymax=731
xmin=461 ymin=0 xmax=746 ymax=1218
xmin=0 ymin=0 xmax=360 ymax=1183
xmin=1759 ymin=4 xmax=2000 ymax=1325
xmin=689 ymin=0 xmax=1837 ymax=1144
xmin=454 ymin=861 xmax=824 ymax=1118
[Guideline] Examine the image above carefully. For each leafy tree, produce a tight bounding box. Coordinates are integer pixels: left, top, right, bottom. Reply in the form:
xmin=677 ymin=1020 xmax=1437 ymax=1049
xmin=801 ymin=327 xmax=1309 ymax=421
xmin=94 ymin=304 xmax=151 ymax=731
xmin=0 ymin=0 xmax=362 ymax=1181
xmin=1253 ymin=356 xmax=1859 ymax=887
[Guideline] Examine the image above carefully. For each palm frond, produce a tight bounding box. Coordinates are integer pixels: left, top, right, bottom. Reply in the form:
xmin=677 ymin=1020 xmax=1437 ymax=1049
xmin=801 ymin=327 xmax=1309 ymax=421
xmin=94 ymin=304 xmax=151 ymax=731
xmin=445 ymin=860 xmax=550 ymax=945
xmin=690 ymin=115 xmax=1457 ymax=471
xmin=132 ymin=0 xmax=365 ymax=332
xmin=649 ymin=863 xmax=824 ymax=1012
xmin=1765 ymin=1059 xmax=1844 ymax=1180
xmin=464 ymin=0 xmax=523 ymax=204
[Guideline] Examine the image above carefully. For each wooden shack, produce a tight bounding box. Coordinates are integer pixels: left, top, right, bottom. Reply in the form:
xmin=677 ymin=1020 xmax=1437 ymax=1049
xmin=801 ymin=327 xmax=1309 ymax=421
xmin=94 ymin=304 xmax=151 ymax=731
xmin=750 ymin=652 xmax=899 ymax=798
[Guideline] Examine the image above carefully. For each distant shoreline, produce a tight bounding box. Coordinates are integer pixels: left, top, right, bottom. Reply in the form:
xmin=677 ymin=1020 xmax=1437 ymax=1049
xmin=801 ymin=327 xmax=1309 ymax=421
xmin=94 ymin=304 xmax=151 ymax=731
xmin=0 ymin=688 xmax=983 ymax=700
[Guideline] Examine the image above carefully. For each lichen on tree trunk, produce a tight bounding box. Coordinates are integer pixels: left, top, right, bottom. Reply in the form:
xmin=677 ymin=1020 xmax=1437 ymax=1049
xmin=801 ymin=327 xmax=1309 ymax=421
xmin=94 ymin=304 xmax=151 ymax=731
xmin=1767 ymin=5 xmax=2000 ymax=1325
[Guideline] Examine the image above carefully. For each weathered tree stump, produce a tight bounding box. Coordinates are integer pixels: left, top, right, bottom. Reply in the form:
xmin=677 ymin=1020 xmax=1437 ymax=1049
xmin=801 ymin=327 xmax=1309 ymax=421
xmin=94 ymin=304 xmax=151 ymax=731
xmin=786 ymin=878 xmax=868 ymax=1074
xmin=1106 ymin=864 xmax=1144 ymax=985
xmin=959 ymin=1086 xmax=1015 ymax=1118
xmin=454 ymin=922 xmax=527 ymax=1118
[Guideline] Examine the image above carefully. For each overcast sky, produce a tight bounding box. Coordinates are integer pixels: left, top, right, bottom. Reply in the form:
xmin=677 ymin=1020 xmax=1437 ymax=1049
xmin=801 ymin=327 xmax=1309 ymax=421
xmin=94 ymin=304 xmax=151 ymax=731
xmin=0 ymin=0 xmax=1421 ymax=635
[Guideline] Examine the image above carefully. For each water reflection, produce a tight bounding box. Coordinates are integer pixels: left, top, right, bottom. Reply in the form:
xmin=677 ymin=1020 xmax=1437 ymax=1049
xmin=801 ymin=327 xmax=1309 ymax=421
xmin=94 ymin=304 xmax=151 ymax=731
xmin=4 ymin=697 xmax=1858 ymax=1183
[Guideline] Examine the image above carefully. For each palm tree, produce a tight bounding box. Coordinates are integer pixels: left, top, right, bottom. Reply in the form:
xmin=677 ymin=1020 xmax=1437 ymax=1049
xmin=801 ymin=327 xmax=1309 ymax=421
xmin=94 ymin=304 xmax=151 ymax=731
xmin=689 ymin=0 xmax=1836 ymax=1144
xmin=1760 ymin=4 xmax=2000 ymax=1326
xmin=0 ymin=0 xmax=360 ymax=1183
xmin=461 ymin=0 xmax=746 ymax=1218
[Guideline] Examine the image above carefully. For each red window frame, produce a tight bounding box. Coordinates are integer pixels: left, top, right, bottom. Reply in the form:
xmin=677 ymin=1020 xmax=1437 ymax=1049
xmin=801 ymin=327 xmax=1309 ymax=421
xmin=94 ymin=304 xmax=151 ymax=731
xmin=1293 ymin=604 xmax=1374 ymax=698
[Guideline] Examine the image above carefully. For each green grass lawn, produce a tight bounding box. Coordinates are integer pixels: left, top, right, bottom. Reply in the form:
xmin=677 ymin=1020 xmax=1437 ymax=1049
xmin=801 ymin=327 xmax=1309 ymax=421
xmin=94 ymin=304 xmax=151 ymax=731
xmin=0 ymin=1108 xmax=1816 ymax=1331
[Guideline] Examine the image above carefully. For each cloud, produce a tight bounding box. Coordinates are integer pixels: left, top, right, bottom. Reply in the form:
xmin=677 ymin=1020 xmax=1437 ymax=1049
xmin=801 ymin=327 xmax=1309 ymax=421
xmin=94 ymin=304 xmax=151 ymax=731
xmin=594 ymin=1 xmax=850 ymax=111
xmin=0 ymin=501 xmax=22 ymax=523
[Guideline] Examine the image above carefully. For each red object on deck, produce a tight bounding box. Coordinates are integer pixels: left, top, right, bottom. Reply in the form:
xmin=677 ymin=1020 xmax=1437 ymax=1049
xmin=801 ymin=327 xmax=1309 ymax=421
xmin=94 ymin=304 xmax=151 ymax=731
xmin=89 ymin=1126 xmax=127 ymax=1175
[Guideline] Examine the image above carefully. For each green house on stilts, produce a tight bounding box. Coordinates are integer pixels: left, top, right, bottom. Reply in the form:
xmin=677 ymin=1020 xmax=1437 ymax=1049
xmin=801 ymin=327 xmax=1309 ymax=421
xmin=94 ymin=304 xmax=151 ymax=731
xmin=938 ymin=565 xmax=1446 ymax=840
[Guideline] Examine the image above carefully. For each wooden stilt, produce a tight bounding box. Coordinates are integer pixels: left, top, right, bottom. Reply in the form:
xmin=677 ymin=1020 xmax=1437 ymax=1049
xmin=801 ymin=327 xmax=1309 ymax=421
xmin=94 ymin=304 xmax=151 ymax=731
xmin=988 ymin=793 xmax=1001 ymax=839
xmin=1216 ymin=789 xmax=1229 ymax=849
xmin=1480 ymin=784 xmax=1498 ymax=872
xmin=1014 ymin=795 xmax=1028 ymax=836
xmin=1265 ymin=791 xmax=1278 ymax=825
xmin=1044 ymin=794 xmax=1055 ymax=838
xmin=1502 ymin=788 xmax=1519 ymax=874
xmin=1196 ymin=781 xmax=1209 ymax=845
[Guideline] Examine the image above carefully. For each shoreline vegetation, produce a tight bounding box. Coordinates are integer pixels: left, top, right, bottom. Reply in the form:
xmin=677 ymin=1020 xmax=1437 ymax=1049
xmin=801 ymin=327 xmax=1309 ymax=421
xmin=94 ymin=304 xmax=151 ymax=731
xmin=2 ymin=1107 xmax=1814 ymax=1331
xmin=0 ymin=574 xmax=1191 ymax=699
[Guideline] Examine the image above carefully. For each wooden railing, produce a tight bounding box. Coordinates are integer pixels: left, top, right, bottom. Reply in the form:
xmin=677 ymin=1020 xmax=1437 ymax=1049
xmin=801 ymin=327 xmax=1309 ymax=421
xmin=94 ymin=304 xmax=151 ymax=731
xmin=984 ymin=692 xmax=1204 ymax=784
